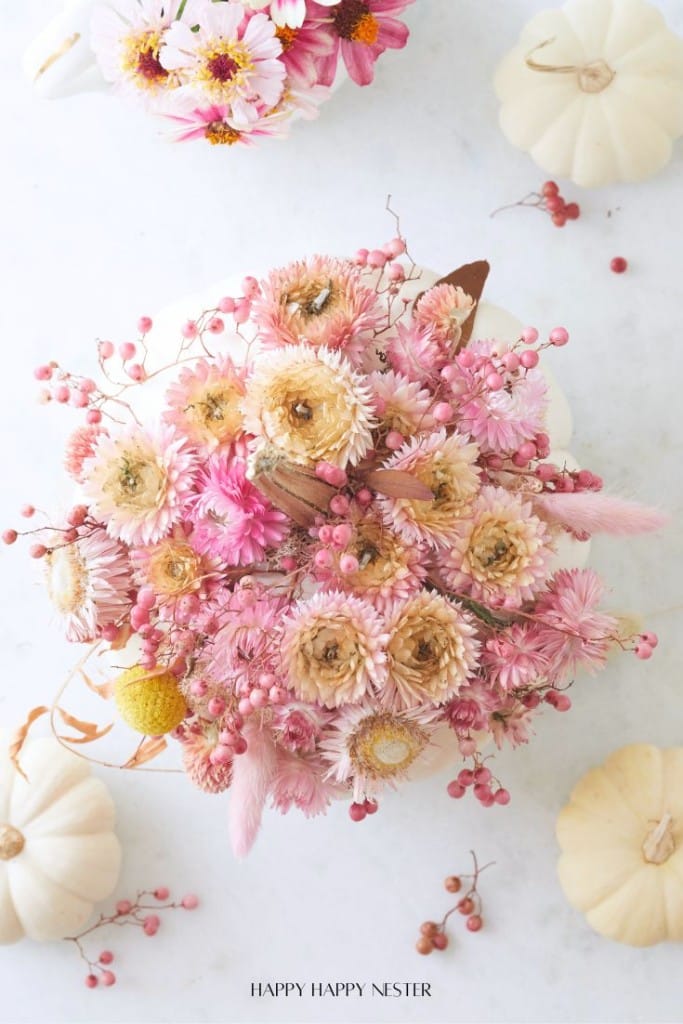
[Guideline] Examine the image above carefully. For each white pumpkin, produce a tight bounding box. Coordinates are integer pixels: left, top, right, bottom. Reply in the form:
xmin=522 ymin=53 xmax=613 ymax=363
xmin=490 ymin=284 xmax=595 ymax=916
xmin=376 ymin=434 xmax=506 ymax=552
xmin=0 ymin=733 xmax=121 ymax=944
xmin=495 ymin=0 xmax=683 ymax=187
xmin=22 ymin=0 xmax=107 ymax=99
xmin=557 ymin=744 xmax=683 ymax=946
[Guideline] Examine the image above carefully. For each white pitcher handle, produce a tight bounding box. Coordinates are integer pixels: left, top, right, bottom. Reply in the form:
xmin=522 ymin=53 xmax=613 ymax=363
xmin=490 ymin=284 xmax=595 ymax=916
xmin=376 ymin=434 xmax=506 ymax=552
xmin=22 ymin=0 xmax=107 ymax=99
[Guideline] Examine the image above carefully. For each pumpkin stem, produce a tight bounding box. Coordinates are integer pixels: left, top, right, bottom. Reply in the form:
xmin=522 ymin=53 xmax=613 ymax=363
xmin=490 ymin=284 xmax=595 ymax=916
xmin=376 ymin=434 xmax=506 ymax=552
xmin=0 ymin=824 xmax=25 ymax=860
xmin=642 ymin=813 xmax=675 ymax=865
xmin=525 ymin=38 xmax=615 ymax=94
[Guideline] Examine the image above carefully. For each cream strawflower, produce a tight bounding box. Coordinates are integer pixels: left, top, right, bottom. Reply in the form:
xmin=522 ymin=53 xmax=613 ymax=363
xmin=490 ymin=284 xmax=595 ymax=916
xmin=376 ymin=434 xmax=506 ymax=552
xmin=163 ymin=356 xmax=246 ymax=450
xmin=383 ymin=592 xmax=479 ymax=710
xmin=131 ymin=534 xmax=217 ymax=602
xmin=439 ymin=486 xmax=554 ymax=609
xmin=45 ymin=528 xmax=131 ymax=643
xmin=321 ymin=705 xmax=437 ymax=802
xmin=241 ymin=345 xmax=375 ymax=467
xmin=379 ymin=429 xmax=480 ymax=548
xmin=82 ymin=426 xmax=196 ymax=546
xmin=315 ymin=510 xmax=426 ymax=610
xmin=280 ymin=591 xmax=388 ymax=708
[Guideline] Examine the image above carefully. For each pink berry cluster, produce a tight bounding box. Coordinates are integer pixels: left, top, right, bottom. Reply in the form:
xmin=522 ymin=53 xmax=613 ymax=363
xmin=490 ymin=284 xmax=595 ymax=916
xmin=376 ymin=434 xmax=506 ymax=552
xmin=415 ymin=852 xmax=491 ymax=955
xmin=68 ymin=887 xmax=199 ymax=990
xmin=349 ymin=798 xmax=379 ymax=822
xmin=493 ymin=180 xmax=580 ymax=228
xmin=447 ymin=761 xmax=510 ymax=807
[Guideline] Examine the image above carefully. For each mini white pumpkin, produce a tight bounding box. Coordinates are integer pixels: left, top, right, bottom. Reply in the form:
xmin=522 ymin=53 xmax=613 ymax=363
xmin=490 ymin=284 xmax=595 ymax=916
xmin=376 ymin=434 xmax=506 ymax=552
xmin=495 ymin=0 xmax=683 ymax=187
xmin=557 ymin=744 xmax=683 ymax=946
xmin=0 ymin=732 xmax=121 ymax=944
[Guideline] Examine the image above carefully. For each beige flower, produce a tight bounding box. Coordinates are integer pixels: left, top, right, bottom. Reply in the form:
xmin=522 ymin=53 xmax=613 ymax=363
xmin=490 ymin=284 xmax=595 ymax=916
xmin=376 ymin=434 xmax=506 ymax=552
xmin=280 ymin=591 xmax=388 ymax=709
xmin=383 ymin=592 xmax=479 ymax=710
xmin=241 ymin=346 xmax=375 ymax=468
xmin=380 ymin=430 xmax=481 ymax=548
xmin=132 ymin=536 xmax=208 ymax=598
xmin=414 ymin=283 xmax=475 ymax=349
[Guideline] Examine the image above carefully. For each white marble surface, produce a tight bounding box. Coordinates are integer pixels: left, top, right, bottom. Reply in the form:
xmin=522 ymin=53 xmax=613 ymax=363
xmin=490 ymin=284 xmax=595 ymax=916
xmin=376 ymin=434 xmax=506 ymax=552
xmin=1 ymin=1 xmax=682 ymax=1022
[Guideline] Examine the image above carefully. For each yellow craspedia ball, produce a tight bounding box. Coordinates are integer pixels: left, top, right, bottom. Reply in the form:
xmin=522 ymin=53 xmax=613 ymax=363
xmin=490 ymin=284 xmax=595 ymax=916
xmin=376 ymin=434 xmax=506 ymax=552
xmin=114 ymin=665 xmax=187 ymax=735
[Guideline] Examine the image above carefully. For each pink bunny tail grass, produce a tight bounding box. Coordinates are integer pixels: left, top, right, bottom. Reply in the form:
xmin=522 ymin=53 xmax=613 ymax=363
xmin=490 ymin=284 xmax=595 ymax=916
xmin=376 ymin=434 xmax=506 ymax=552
xmin=534 ymin=493 xmax=668 ymax=537
xmin=228 ymin=720 xmax=277 ymax=858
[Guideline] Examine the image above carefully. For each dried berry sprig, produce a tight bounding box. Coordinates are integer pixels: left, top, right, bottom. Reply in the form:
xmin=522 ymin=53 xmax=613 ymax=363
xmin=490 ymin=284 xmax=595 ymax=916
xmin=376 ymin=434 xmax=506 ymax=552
xmin=492 ymin=180 xmax=580 ymax=228
xmin=415 ymin=852 xmax=493 ymax=954
xmin=65 ymin=887 xmax=199 ymax=989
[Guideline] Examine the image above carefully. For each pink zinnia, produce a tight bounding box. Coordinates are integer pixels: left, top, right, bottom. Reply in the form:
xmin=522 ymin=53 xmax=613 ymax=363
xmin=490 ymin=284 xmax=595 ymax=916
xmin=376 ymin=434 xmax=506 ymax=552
xmin=273 ymin=15 xmax=338 ymax=87
xmin=188 ymin=455 xmax=289 ymax=567
xmin=534 ymin=569 xmax=618 ymax=679
xmin=308 ymin=0 xmax=412 ymax=87
xmin=159 ymin=95 xmax=291 ymax=145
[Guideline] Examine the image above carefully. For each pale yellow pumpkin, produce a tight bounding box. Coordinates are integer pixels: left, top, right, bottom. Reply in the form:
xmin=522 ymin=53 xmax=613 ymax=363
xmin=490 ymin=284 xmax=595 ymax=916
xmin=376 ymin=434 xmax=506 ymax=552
xmin=557 ymin=744 xmax=683 ymax=945
xmin=0 ymin=733 xmax=121 ymax=944
xmin=495 ymin=0 xmax=683 ymax=187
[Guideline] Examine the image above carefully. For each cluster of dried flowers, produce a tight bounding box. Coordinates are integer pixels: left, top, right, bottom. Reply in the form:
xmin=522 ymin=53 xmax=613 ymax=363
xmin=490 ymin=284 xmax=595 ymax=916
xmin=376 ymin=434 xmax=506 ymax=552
xmin=90 ymin=0 xmax=413 ymax=144
xmin=7 ymin=229 xmax=662 ymax=855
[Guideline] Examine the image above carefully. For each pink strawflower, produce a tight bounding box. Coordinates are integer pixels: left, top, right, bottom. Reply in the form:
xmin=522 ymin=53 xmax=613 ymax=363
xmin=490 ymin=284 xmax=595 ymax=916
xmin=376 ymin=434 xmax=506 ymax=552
xmin=270 ymin=749 xmax=339 ymax=817
xmin=81 ymin=425 xmax=196 ymax=546
xmin=452 ymin=339 xmax=548 ymax=453
xmin=369 ymin=369 xmax=435 ymax=440
xmin=280 ymin=590 xmax=389 ymax=708
xmin=386 ymin=322 xmax=445 ymax=382
xmin=164 ymin=357 xmax=247 ymax=450
xmin=160 ymin=3 xmax=285 ymax=121
xmin=91 ymin=0 xmax=182 ymax=99
xmin=309 ymin=0 xmax=412 ymax=87
xmin=273 ymin=703 xmax=330 ymax=753
xmin=414 ymin=283 xmax=475 ymax=352
xmin=64 ymin=424 xmax=108 ymax=483
xmin=379 ymin=430 xmax=481 ymax=549
xmin=188 ymin=455 xmax=289 ymax=567
xmin=442 ymin=693 xmax=488 ymax=737
xmin=44 ymin=527 xmax=132 ymax=643
xmin=489 ymin=699 xmax=536 ymax=749
xmin=179 ymin=719 xmax=233 ymax=794
xmin=534 ymin=569 xmax=619 ymax=678
xmin=438 ymin=486 xmax=554 ymax=609
xmin=207 ymin=584 xmax=291 ymax=689
xmin=252 ymin=255 xmax=384 ymax=367
xmin=481 ymin=624 xmax=549 ymax=691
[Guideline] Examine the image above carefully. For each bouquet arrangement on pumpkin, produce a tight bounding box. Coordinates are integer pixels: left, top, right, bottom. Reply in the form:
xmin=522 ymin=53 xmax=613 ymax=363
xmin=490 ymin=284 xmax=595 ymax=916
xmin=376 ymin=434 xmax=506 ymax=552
xmin=87 ymin=0 xmax=413 ymax=145
xmin=7 ymin=230 xmax=663 ymax=856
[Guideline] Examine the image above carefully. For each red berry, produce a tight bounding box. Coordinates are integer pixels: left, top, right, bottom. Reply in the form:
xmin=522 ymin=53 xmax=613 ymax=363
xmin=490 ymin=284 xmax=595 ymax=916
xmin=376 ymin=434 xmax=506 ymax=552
xmin=99 ymin=951 xmax=114 ymax=965
xmin=457 ymin=768 xmax=475 ymax=787
xmin=565 ymin=202 xmax=580 ymax=220
xmin=458 ymin=897 xmax=475 ymax=915
xmin=101 ymin=971 xmax=116 ymax=987
xmin=611 ymin=257 xmax=628 ymax=273
xmin=432 ymin=932 xmax=449 ymax=950
xmin=467 ymin=915 xmax=483 ymax=932
xmin=154 ymin=887 xmax=170 ymax=901
xmin=545 ymin=196 xmax=564 ymax=213
xmin=416 ymin=937 xmax=434 ymax=955
xmin=181 ymin=893 xmax=199 ymax=910
xmin=444 ymin=875 xmax=462 ymax=893
xmin=363 ymin=799 xmax=379 ymax=815
xmin=473 ymin=783 xmax=491 ymax=801
xmin=542 ymin=181 xmax=559 ymax=197
xmin=2 ymin=529 xmax=18 ymax=545
xmin=474 ymin=766 xmax=491 ymax=784
xmin=552 ymin=212 xmax=567 ymax=227
xmin=494 ymin=788 xmax=511 ymax=806
xmin=447 ymin=780 xmax=466 ymax=799
xmin=116 ymin=899 xmax=132 ymax=915
xmin=349 ymin=802 xmax=366 ymax=822
xmin=85 ymin=975 xmax=98 ymax=989
xmin=420 ymin=921 xmax=439 ymax=937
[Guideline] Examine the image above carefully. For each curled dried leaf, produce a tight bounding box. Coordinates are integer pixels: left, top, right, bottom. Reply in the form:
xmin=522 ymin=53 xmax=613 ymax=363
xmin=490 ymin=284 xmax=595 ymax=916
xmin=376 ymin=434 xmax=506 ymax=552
xmin=122 ymin=736 xmax=167 ymax=769
xmin=80 ymin=669 xmax=115 ymax=700
xmin=360 ymin=469 xmax=434 ymax=501
xmin=9 ymin=706 xmax=50 ymax=781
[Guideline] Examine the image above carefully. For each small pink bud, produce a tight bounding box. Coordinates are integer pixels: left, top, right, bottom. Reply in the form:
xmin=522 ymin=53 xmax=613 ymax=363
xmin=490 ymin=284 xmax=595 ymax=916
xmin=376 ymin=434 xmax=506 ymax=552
xmin=119 ymin=342 xmax=136 ymax=361
xmin=218 ymin=296 xmax=236 ymax=314
xmin=34 ymin=365 xmax=53 ymax=381
xmin=241 ymin=276 xmax=259 ymax=298
xmin=494 ymin=788 xmax=511 ymax=806
xmin=99 ymin=951 xmax=114 ymax=965
xmin=388 ymin=262 xmax=405 ymax=282
xmin=485 ymin=372 xmax=504 ymax=391
xmin=521 ymin=327 xmax=539 ymax=345
xmin=432 ymin=402 xmax=453 ymax=423
xmin=329 ymin=494 xmax=350 ymax=516
xmin=339 ymin=554 xmax=360 ymax=575
xmin=233 ymin=300 xmax=251 ymax=325
xmin=355 ymin=488 xmax=373 ymax=507
xmin=385 ymin=237 xmax=407 ymax=258
xmin=349 ymin=802 xmax=366 ymax=822
xmin=98 ymin=340 xmax=114 ymax=359
xmin=503 ymin=352 xmax=520 ymax=372
xmin=238 ymin=697 xmax=253 ymax=717
xmin=447 ymin=781 xmax=466 ymax=799
xmin=457 ymin=349 xmax=476 ymax=369
xmin=86 ymin=408 xmax=102 ymax=425
xmin=85 ymin=975 xmax=98 ymax=989
xmin=367 ymin=249 xmax=387 ymax=268
xmin=249 ymin=688 xmax=268 ymax=709
xmin=101 ymin=971 xmax=116 ymax=987
xmin=54 ymin=385 xmax=70 ymax=403
xmin=520 ymin=350 xmax=539 ymax=369
xmin=385 ymin=430 xmax=404 ymax=451
xmin=640 ymin=631 xmax=658 ymax=648
xmin=332 ymin=523 xmax=353 ymax=548
xmin=181 ymin=321 xmax=198 ymax=340
xmin=116 ymin=900 xmax=132 ymax=915
xmin=137 ymin=316 xmax=153 ymax=334
xmin=232 ymin=736 xmax=248 ymax=755
xmin=208 ymin=317 xmax=224 ymax=334
xmin=549 ymin=327 xmax=569 ymax=346
xmin=280 ymin=555 xmax=297 ymax=572
xmin=518 ymin=441 xmax=537 ymax=462
xmin=458 ymin=738 xmax=477 ymax=756
xmin=207 ymin=696 xmax=226 ymax=717
xmin=20 ymin=504 xmax=35 ymax=518
xmin=314 ymin=548 xmax=333 ymax=570
xmin=29 ymin=543 xmax=47 ymax=559
xmin=2 ymin=529 xmax=18 ymax=545
xmin=181 ymin=894 xmax=199 ymax=910
xmin=635 ymin=643 xmax=653 ymax=660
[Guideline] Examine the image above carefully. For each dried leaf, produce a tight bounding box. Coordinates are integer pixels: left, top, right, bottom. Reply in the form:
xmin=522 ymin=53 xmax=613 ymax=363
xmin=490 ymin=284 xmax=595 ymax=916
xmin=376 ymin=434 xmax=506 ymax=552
xmin=9 ymin=706 xmax=49 ymax=780
xmin=57 ymin=723 xmax=115 ymax=745
xmin=360 ymin=469 xmax=434 ymax=501
xmin=122 ymin=736 xmax=167 ymax=769
xmin=56 ymin=707 xmax=112 ymax=737
xmin=80 ymin=669 xmax=114 ymax=700
xmin=414 ymin=260 xmax=491 ymax=348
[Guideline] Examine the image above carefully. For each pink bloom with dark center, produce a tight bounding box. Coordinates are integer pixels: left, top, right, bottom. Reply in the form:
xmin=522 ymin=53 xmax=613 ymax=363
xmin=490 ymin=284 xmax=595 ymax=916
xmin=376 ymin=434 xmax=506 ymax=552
xmin=308 ymin=0 xmax=413 ymax=87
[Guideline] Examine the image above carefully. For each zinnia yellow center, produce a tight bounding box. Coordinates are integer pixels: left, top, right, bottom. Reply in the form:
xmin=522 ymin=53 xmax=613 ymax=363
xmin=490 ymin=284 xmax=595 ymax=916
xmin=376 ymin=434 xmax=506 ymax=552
xmin=275 ymin=26 xmax=298 ymax=51
xmin=122 ymin=30 xmax=168 ymax=88
xmin=351 ymin=13 xmax=379 ymax=45
xmin=205 ymin=122 xmax=241 ymax=146
xmin=350 ymin=715 xmax=426 ymax=778
xmin=198 ymin=43 xmax=253 ymax=97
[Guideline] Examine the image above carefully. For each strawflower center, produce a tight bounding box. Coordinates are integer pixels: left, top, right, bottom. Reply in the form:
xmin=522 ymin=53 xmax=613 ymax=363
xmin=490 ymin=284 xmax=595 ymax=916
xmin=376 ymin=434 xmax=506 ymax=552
xmin=46 ymin=545 xmax=87 ymax=615
xmin=147 ymin=540 xmax=202 ymax=596
xmin=333 ymin=1 xmax=379 ymax=45
xmin=286 ymin=278 xmax=336 ymax=320
xmin=350 ymin=715 xmax=426 ymax=778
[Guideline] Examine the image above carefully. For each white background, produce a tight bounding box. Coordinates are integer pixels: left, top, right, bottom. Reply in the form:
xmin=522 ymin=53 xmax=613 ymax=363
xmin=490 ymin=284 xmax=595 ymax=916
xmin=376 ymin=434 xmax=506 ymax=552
xmin=1 ymin=1 xmax=683 ymax=1022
